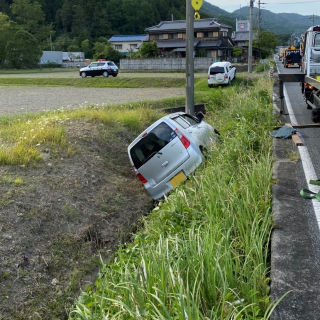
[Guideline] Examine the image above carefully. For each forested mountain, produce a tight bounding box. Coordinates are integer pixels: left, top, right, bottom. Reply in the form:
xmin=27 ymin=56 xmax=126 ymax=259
xmin=202 ymin=1 xmax=319 ymax=36
xmin=0 ymin=0 xmax=318 ymax=67
xmin=232 ymin=6 xmax=319 ymax=35
xmin=0 ymin=0 xmax=186 ymax=52
xmin=1 ymin=0 xmax=318 ymax=52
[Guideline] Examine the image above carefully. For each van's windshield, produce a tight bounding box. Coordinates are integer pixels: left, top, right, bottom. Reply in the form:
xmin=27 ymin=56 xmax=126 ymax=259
xmin=210 ymin=67 xmax=225 ymax=75
xmin=130 ymin=122 xmax=177 ymax=168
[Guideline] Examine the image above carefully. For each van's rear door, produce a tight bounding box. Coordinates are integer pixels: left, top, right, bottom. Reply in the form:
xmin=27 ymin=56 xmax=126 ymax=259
xmin=209 ymin=66 xmax=225 ymax=83
xmin=129 ymin=121 xmax=189 ymax=184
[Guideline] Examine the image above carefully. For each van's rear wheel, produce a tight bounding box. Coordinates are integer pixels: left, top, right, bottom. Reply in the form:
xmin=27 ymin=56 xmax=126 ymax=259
xmin=103 ymin=71 xmax=109 ymax=78
xmin=199 ymin=146 xmax=207 ymax=157
xmin=81 ymin=72 xmax=87 ymax=78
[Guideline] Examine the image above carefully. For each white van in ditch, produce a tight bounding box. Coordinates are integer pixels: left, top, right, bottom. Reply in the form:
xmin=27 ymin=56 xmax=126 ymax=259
xmin=207 ymin=61 xmax=236 ymax=87
xmin=128 ymin=112 xmax=218 ymax=200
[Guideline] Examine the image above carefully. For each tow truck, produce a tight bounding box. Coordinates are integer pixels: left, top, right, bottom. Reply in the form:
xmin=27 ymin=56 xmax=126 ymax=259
xmin=283 ymin=46 xmax=302 ymax=68
xmin=278 ymin=26 xmax=320 ymax=123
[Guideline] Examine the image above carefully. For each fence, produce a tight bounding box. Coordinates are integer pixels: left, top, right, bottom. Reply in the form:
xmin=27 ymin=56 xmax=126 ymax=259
xmin=120 ymin=57 xmax=217 ymax=71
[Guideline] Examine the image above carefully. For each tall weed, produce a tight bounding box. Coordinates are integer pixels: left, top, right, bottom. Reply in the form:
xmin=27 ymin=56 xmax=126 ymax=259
xmin=69 ymin=74 xmax=276 ymax=319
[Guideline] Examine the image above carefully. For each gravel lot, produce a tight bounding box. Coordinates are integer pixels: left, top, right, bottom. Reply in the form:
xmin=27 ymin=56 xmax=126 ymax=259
xmin=0 ymin=86 xmax=185 ymax=116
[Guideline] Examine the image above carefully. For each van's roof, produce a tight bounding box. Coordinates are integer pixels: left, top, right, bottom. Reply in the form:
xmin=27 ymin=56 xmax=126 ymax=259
xmin=209 ymin=61 xmax=230 ymax=67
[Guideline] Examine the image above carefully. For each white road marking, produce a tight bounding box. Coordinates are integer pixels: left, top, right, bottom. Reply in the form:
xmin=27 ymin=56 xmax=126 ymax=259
xmin=284 ymin=83 xmax=320 ymax=230
xmin=283 ymin=85 xmax=298 ymax=125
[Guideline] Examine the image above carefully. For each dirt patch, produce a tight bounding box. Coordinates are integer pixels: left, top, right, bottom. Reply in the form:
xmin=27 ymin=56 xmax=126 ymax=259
xmin=0 ymin=120 xmax=153 ymax=319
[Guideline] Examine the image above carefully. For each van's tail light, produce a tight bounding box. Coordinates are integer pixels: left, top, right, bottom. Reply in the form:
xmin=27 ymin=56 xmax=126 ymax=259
xmin=208 ymin=76 xmax=210 ymax=80
xmin=137 ymin=173 xmax=147 ymax=184
xmin=224 ymin=74 xmax=228 ymax=79
xmin=174 ymin=129 xmax=190 ymax=148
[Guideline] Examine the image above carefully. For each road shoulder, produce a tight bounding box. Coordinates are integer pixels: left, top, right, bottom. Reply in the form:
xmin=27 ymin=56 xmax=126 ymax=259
xmin=271 ymin=76 xmax=320 ymax=319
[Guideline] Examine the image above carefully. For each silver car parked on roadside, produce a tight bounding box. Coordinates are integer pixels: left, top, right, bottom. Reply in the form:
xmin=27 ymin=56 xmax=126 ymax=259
xmin=128 ymin=112 xmax=218 ymax=200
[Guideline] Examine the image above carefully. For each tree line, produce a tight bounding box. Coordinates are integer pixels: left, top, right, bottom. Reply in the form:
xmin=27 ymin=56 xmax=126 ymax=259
xmin=0 ymin=0 xmax=279 ymax=68
xmin=0 ymin=0 xmax=185 ymax=68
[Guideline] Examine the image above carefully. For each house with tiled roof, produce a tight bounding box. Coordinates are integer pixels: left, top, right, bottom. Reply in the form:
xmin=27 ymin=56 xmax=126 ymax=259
xmin=145 ymin=18 xmax=234 ymax=60
xmin=109 ymin=35 xmax=148 ymax=55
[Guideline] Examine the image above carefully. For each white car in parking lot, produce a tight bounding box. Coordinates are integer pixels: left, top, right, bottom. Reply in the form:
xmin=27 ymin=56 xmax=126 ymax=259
xmin=207 ymin=61 xmax=236 ymax=87
xmin=128 ymin=112 xmax=219 ymax=200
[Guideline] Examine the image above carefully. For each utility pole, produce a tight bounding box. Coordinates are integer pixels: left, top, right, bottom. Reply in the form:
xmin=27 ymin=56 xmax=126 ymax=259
xmin=257 ymin=0 xmax=266 ymax=41
xmin=186 ymin=0 xmax=194 ymax=115
xmin=49 ymin=32 xmax=53 ymax=51
xmin=257 ymin=0 xmax=266 ymax=59
xmin=248 ymin=0 xmax=254 ymax=73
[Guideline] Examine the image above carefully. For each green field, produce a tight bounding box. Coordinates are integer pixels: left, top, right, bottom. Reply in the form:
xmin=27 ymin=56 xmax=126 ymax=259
xmin=0 ymin=68 xmax=77 ymax=74
xmin=0 ymin=77 xmax=186 ymax=88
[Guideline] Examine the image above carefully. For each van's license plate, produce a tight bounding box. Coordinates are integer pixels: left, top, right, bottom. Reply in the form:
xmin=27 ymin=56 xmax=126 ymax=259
xmin=170 ymin=172 xmax=186 ymax=188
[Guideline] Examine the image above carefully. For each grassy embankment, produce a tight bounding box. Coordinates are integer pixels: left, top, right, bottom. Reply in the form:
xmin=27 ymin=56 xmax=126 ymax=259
xmin=0 ymin=77 xmax=185 ymax=88
xmin=62 ymin=75 xmax=277 ymax=319
xmin=0 ymin=73 xmax=278 ymax=318
xmin=0 ymin=68 xmax=78 ymax=74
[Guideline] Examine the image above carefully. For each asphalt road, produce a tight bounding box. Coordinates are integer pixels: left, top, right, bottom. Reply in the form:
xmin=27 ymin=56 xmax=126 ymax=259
xmin=275 ymin=60 xmax=320 ymax=176
xmin=272 ymin=59 xmax=320 ymax=320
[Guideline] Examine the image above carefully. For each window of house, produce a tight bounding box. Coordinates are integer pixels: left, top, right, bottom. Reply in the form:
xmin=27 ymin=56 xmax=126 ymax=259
xmin=115 ymin=44 xmax=123 ymax=50
xmin=130 ymin=44 xmax=137 ymax=49
xmin=160 ymin=34 xmax=169 ymax=40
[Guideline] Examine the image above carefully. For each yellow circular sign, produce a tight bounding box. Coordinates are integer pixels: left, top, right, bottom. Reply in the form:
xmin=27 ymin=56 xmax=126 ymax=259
xmin=192 ymin=0 xmax=203 ymax=11
xmin=194 ymin=11 xmax=201 ymax=20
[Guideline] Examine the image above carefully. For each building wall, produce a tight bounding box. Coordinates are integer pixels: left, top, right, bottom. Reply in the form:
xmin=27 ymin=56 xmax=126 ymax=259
xmin=111 ymin=42 xmax=140 ymax=53
xmin=120 ymin=57 xmax=219 ymax=71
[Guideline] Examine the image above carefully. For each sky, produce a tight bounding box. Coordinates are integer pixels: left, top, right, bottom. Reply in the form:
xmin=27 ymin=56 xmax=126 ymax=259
xmin=206 ymin=0 xmax=320 ymax=16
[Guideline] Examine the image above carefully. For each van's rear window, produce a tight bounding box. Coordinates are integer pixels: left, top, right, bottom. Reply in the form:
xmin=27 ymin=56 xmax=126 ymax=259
xmin=130 ymin=122 xmax=177 ymax=169
xmin=210 ymin=67 xmax=225 ymax=74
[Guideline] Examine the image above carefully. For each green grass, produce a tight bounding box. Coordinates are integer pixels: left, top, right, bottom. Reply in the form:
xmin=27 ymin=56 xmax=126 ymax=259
xmin=0 ymin=101 xmax=174 ymax=165
xmin=0 ymin=73 xmax=277 ymax=318
xmin=0 ymin=68 xmax=77 ymax=74
xmin=67 ymin=75 xmax=278 ymax=319
xmin=0 ymin=77 xmax=186 ymax=88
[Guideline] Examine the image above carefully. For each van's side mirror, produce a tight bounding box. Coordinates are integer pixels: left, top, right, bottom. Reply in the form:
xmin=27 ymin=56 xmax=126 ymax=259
xmin=196 ymin=112 xmax=204 ymax=122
